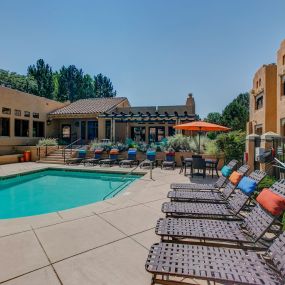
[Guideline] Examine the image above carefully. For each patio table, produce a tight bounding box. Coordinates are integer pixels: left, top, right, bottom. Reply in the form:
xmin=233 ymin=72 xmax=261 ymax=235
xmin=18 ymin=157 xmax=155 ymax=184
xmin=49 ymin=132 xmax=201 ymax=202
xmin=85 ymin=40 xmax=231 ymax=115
xmin=184 ymin=157 xmax=218 ymax=177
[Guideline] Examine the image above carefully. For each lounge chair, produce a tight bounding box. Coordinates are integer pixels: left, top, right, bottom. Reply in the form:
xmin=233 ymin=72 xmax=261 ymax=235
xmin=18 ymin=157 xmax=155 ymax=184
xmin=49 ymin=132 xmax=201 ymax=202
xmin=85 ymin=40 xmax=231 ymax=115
xmin=99 ymin=149 xmax=119 ymax=167
xmin=83 ymin=149 xmax=103 ymax=166
xmin=168 ymin=168 xmax=263 ymax=203
xmin=140 ymin=149 xmax=157 ymax=168
xmin=119 ymin=149 xmax=138 ymax=167
xmin=156 ymin=179 xmax=285 ymax=249
xmin=171 ymin=159 xmax=239 ymax=190
xmin=65 ymin=149 xmax=86 ymax=165
xmin=161 ymin=151 xmax=176 ymax=170
xmin=146 ymin=230 xmax=285 ymax=285
xmin=162 ymin=169 xmax=265 ymax=219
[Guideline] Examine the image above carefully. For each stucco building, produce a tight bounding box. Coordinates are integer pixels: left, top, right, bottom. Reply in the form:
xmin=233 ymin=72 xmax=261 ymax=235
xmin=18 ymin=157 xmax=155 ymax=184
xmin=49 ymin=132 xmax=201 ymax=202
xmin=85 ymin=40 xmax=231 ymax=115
xmin=247 ymin=64 xmax=277 ymax=135
xmin=277 ymin=39 xmax=285 ymax=135
xmin=0 ymin=86 xmax=197 ymax=146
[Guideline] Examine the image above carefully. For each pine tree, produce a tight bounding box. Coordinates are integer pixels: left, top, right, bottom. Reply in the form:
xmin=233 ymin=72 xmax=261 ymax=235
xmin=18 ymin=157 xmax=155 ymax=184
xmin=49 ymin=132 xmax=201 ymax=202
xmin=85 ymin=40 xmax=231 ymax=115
xmin=94 ymin=73 xmax=116 ymax=98
xmin=27 ymin=59 xmax=54 ymax=99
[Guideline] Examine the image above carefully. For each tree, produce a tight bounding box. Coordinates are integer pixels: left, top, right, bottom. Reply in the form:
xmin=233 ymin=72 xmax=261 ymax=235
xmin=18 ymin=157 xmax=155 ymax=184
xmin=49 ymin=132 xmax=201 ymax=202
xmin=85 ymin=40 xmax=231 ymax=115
xmin=27 ymin=59 xmax=54 ymax=99
xmin=221 ymin=93 xmax=249 ymax=131
xmin=205 ymin=112 xmax=222 ymax=124
xmin=58 ymin=65 xmax=84 ymax=102
xmin=216 ymin=130 xmax=246 ymax=162
xmin=0 ymin=69 xmax=38 ymax=94
xmin=94 ymin=73 xmax=116 ymax=98
xmin=79 ymin=74 xmax=95 ymax=99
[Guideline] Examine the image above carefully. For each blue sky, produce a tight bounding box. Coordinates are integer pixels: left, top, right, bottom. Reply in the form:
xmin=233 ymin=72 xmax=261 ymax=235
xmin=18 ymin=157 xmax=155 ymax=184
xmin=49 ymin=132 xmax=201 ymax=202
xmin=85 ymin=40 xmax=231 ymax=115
xmin=0 ymin=0 xmax=284 ymax=117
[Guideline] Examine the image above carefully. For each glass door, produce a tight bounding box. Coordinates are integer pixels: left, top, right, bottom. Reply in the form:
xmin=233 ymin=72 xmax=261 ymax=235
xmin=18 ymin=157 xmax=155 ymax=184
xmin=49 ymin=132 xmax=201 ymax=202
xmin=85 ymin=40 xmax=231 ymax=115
xmin=88 ymin=121 xmax=98 ymax=140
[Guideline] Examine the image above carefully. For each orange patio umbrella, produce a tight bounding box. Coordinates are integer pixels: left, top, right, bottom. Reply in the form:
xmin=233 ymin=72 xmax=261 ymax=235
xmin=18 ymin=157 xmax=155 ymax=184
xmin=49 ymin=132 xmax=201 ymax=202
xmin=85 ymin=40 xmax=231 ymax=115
xmin=174 ymin=121 xmax=230 ymax=153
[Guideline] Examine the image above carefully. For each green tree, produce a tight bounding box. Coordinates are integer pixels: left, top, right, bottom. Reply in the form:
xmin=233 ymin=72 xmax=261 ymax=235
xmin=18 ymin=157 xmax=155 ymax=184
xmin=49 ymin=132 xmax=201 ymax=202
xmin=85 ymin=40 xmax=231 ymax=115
xmin=205 ymin=112 xmax=222 ymax=124
xmin=216 ymin=130 xmax=246 ymax=162
xmin=94 ymin=73 xmax=116 ymax=98
xmin=27 ymin=59 xmax=54 ymax=99
xmin=221 ymin=93 xmax=249 ymax=131
xmin=58 ymin=65 xmax=84 ymax=102
xmin=78 ymin=74 xmax=95 ymax=99
xmin=0 ymin=69 xmax=38 ymax=94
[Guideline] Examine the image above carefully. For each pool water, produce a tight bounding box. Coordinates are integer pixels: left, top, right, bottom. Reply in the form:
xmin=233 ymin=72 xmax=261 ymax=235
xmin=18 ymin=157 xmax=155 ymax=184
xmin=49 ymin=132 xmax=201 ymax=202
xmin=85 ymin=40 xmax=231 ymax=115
xmin=0 ymin=169 xmax=140 ymax=219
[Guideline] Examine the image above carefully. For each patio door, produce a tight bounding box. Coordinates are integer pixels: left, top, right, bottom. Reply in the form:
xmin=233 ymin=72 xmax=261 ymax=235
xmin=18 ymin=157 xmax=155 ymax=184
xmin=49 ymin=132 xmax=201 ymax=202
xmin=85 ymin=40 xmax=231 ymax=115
xmin=87 ymin=121 xmax=98 ymax=140
xmin=61 ymin=124 xmax=71 ymax=143
xmin=149 ymin=127 xmax=165 ymax=143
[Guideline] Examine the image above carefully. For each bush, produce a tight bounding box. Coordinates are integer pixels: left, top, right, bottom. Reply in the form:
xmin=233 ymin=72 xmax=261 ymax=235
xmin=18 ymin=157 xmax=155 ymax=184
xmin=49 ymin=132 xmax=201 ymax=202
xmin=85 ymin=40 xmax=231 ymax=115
xmin=37 ymin=138 xmax=58 ymax=146
xmin=166 ymin=134 xmax=192 ymax=152
xmin=204 ymin=140 xmax=220 ymax=156
xmin=257 ymin=175 xmax=277 ymax=192
xmin=216 ymin=131 xmax=246 ymax=163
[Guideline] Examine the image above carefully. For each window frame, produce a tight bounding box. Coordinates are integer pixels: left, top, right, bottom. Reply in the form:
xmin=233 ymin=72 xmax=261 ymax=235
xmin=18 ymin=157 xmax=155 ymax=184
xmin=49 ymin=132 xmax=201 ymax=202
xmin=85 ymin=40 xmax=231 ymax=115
xmin=0 ymin=117 xmax=10 ymax=136
xmin=14 ymin=119 xmax=29 ymax=137
xmin=33 ymin=121 xmax=45 ymax=138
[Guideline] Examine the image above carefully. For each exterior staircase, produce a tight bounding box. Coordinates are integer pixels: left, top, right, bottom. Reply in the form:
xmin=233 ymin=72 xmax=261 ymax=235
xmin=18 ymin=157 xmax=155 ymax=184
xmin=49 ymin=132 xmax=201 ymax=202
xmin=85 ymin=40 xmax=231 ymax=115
xmin=38 ymin=148 xmax=74 ymax=164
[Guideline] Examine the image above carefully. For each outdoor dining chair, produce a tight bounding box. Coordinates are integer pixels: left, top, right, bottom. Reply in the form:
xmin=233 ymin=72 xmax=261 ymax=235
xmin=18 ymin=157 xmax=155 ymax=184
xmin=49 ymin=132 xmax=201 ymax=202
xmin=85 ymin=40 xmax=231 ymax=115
xmin=171 ymin=159 xmax=239 ymax=191
xmin=191 ymin=157 xmax=206 ymax=178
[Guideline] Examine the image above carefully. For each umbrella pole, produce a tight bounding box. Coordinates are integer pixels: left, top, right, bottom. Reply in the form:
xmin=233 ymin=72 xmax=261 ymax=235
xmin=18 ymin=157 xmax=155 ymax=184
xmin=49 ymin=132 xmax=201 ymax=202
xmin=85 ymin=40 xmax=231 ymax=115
xmin=198 ymin=131 xmax=201 ymax=154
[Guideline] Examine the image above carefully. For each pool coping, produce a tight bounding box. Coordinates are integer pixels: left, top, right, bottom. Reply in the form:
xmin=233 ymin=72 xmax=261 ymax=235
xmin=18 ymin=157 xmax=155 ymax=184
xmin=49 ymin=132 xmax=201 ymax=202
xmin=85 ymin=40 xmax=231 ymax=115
xmin=0 ymin=165 xmax=148 ymax=180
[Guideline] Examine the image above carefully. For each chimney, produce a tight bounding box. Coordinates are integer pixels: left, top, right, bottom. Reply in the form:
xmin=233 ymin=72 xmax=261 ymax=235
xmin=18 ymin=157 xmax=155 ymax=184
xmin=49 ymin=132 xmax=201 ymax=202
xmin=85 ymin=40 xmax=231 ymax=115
xmin=186 ymin=93 xmax=195 ymax=114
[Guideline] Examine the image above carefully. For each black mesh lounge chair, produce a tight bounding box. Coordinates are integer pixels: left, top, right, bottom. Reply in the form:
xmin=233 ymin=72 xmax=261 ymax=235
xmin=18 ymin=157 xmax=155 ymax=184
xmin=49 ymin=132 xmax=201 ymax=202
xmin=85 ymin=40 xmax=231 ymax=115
xmin=161 ymin=151 xmax=176 ymax=170
xmin=119 ymin=149 xmax=138 ymax=167
xmin=168 ymin=169 xmax=265 ymax=203
xmin=145 ymin=230 xmax=285 ymax=285
xmin=162 ymin=174 xmax=264 ymax=219
xmin=99 ymin=149 xmax=119 ymax=167
xmin=156 ymin=197 xmax=284 ymax=249
xmin=82 ymin=149 xmax=103 ymax=166
xmin=171 ymin=159 xmax=239 ymax=191
xmin=65 ymin=150 xmax=86 ymax=165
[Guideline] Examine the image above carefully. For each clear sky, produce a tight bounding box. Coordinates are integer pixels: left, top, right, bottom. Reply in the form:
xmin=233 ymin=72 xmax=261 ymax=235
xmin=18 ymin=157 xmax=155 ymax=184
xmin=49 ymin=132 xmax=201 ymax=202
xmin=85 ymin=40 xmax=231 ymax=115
xmin=0 ymin=0 xmax=284 ymax=117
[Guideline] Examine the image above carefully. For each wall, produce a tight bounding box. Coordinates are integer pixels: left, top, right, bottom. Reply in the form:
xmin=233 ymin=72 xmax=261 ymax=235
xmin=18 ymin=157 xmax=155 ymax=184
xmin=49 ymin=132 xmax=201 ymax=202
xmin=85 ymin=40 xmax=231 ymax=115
xmin=248 ymin=64 xmax=277 ymax=135
xmin=277 ymin=40 xmax=285 ymax=135
xmin=0 ymin=86 xmax=67 ymax=146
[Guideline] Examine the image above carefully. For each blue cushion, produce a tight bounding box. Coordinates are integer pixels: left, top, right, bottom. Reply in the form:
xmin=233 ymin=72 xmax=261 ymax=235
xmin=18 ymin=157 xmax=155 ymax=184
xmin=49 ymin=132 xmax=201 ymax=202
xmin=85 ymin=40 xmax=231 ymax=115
xmin=128 ymin=150 xmax=137 ymax=155
xmin=238 ymin=177 xmax=257 ymax=196
xmin=221 ymin=166 xmax=232 ymax=177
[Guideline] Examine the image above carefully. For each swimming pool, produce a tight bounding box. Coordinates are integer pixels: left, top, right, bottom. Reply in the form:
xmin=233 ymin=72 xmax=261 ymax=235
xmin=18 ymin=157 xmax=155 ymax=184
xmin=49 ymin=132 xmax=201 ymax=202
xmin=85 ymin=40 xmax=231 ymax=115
xmin=0 ymin=169 xmax=140 ymax=219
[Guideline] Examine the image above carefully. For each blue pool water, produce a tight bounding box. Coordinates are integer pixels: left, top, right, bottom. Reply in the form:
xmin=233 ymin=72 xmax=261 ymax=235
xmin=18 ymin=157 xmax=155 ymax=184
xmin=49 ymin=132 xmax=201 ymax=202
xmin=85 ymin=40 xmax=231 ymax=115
xmin=0 ymin=169 xmax=140 ymax=219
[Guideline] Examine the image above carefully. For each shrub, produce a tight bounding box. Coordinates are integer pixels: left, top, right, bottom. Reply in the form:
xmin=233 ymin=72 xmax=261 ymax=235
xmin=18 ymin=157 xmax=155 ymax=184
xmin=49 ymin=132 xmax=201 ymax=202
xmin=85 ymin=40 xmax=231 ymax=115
xmin=166 ymin=134 xmax=192 ymax=151
xmin=204 ymin=140 xmax=221 ymax=156
xmin=37 ymin=138 xmax=58 ymax=146
xmin=216 ymin=131 xmax=246 ymax=163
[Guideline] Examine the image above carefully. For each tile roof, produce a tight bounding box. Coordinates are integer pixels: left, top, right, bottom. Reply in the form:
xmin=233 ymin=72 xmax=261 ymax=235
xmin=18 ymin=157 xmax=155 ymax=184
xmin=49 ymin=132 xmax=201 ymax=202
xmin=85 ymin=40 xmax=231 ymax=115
xmin=49 ymin=97 xmax=127 ymax=115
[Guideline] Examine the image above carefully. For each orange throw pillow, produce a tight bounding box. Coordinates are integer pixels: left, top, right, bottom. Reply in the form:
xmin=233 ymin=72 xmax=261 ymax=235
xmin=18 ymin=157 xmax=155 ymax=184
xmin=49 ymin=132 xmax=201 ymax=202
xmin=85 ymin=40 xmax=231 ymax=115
xmin=256 ymin=188 xmax=285 ymax=216
xmin=229 ymin=171 xmax=242 ymax=185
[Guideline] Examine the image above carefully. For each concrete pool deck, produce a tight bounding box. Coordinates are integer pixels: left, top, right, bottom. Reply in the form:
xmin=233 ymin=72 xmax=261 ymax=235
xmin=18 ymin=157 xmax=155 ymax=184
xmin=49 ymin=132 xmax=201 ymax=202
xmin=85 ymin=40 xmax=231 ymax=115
xmin=0 ymin=162 xmax=216 ymax=285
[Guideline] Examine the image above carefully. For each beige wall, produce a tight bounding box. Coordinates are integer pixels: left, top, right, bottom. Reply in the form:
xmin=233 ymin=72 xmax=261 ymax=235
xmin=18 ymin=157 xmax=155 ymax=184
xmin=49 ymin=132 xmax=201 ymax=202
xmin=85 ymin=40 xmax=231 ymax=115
xmin=277 ymin=39 xmax=285 ymax=135
xmin=248 ymin=64 xmax=277 ymax=135
xmin=0 ymin=87 xmax=67 ymax=146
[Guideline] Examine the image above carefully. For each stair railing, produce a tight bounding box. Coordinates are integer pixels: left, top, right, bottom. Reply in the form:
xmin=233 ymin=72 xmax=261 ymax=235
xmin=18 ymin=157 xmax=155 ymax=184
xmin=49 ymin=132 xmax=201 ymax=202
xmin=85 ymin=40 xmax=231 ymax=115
xmin=62 ymin=138 xmax=83 ymax=163
xmin=37 ymin=143 xmax=60 ymax=161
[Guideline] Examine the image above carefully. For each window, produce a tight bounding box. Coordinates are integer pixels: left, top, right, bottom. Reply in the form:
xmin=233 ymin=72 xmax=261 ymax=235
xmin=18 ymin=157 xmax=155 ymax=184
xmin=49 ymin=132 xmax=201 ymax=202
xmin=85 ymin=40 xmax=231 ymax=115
xmin=105 ymin=120 xmax=111 ymax=139
xmin=258 ymin=79 xmax=261 ymax=87
xmin=131 ymin=127 xmax=145 ymax=142
xmin=282 ymin=75 xmax=285 ymax=96
xmin=2 ymin=107 xmax=11 ymax=115
xmin=168 ymin=126 xmax=175 ymax=136
xmin=256 ymin=81 xmax=258 ymax=89
xmin=81 ymin=121 xmax=86 ymax=140
xmin=283 ymin=55 xmax=285 ymax=65
xmin=33 ymin=121 xmax=45 ymax=137
xmin=14 ymin=119 xmax=29 ymax=137
xmin=62 ymin=125 xmax=71 ymax=139
xmin=149 ymin=127 xmax=165 ymax=143
xmin=255 ymin=94 xmax=264 ymax=110
xmin=14 ymin=109 xmax=21 ymax=116
xmin=255 ymin=124 xmax=263 ymax=135
xmin=87 ymin=121 xmax=98 ymax=140
xmin=0 ymin=118 xmax=10 ymax=136
xmin=33 ymin=112 xmax=39 ymax=119
xmin=24 ymin=111 xmax=30 ymax=117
